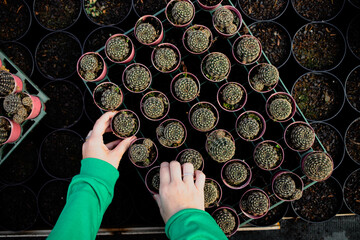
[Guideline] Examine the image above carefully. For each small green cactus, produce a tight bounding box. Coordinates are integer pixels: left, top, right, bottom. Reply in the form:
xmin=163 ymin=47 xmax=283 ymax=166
xmin=303 ymin=152 xmax=333 ymax=181
xmin=274 ymin=174 xmax=302 ymax=200
xmin=171 ymin=1 xmax=194 ymax=24
xmin=204 ymin=53 xmax=230 ymax=82
xmin=269 ymin=98 xmax=292 ymax=121
xmin=0 ymin=118 xmax=10 ymax=144
xmin=251 ymin=64 xmax=279 ymax=91
xmin=214 ymin=7 xmax=237 ymax=34
xmin=224 ymin=162 xmax=248 ymax=186
xmin=179 ymin=149 xmax=203 ymax=170
xmin=187 ymin=27 xmax=211 ymax=53
xmin=154 ymin=47 xmax=177 ymax=72
xmin=237 ymin=115 xmax=260 ymax=140
xmin=254 ymin=142 xmax=280 ymax=170
xmin=106 ymin=36 xmax=130 ymax=62
xmin=213 ymin=209 xmax=236 ymax=235
xmin=290 ymin=124 xmax=315 ymax=150
xmin=79 ymin=53 xmax=103 ymax=81
xmin=236 ymin=36 xmax=261 ymax=64
xmin=191 ymin=106 xmax=216 ymax=132
xmin=204 ymin=180 xmax=219 ymax=208
xmin=222 ymin=83 xmax=243 ymax=105
xmin=241 ymin=191 xmax=269 ymax=216
xmin=112 ymin=111 xmax=137 ymax=138
xmin=136 ymin=23 xmax=157 ymax=44
xmin=0 ymin=71 xmax=15 ymax=97
xmin=174 ymin=76 xmax=198 ymax=101
xmin=125 ymin=65 xmax=151 ymax=92
xmin=143 ymin=96 xmax=165 ymax=119
xmin=152 ymin=172 xmax=160 ymax=190
xmin=207 ymin=130 xmax=235 ymax=163
xmin=100 ymin=86 xmax=122 ymax=110
xmin=129 ymin=138 xmax=154 ymax=167
xmin=157 ymin=121 xmax=185 ymax=147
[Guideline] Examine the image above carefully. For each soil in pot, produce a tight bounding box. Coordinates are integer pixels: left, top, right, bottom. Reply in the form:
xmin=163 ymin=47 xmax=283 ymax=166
xmin=292 ymin=72 xmax=344 ymax=121
xmin=0 ymin=185 xmax=38 ymax=231
xmin=346 ymin=66 xmax=360 ymax=112
xmin=248 ymin=21 xmax=291 ymax=68
xmin=292 ymin=177 xmax=342 ymax=222
xmin=34 ymin=0 xmax=81 ymax=30
xmin=38 ymin=180 xmax=69 ymax=226
xmin=292 ymin=0 xmax=344 ymax=21
xmin=343 ymin=169 xmax=360 ymax=215
xmin=345 ymin=118 xmax=360 ymax=164
xmin=41 ymin=80 xmax=83 ymax=128
xmin=0 ymin=42 xmax=33 ymax=76
xmin=134 ymin=0 xmax=167 ymax=16
xmin=292 ymin=23 xmax=345 ymax=71
xmin=41 ymin=130 xmax=83 ymax=179
xmin=348 ymin=15 xmax=360 ymax=59
xmin=238 ymin=0 xmax=288 ymax=20
xmin=83 ymin=26 xmax=123 ymax=53
xmin=0 ymin=0 xmax=31 ymax=41
xmin=36 ymin=31 xmax=82 ymax=80
xmin=84 ymin=0 xmax=132 ymax=25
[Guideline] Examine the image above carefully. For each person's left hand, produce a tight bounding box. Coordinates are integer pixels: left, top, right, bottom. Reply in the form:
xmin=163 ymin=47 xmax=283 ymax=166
xmin=82 ymin=111 xmax=136 ymax=169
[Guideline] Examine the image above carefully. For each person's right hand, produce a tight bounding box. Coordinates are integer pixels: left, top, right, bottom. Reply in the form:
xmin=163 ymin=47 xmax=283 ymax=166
xmin=153 ymin=161 xmax=206 ymax=224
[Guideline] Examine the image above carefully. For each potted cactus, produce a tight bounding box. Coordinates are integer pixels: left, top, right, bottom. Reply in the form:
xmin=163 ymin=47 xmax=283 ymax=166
xmin=145 ymin=166 xmax=160 ymax=194
xmin=253 ymin=140 xmax=284 ymax=171
xmin=0 ymin=116 xmax=21 ymax=145
xmin=105 ymin=34 xmax=134 ymax=64
xmin=111 ymin=110 xmax=140 ymax=139
xmin=201 ymin=52 xmax=231 ymax=82
xmin=128 ymin=138 xmax=158 ymax=168
xmin=212 ymin=206 xmax=239 ymax=237
xmin=205 ymin=129 xmax=235 ymax=163
xmin=232 ymin=35 xmax=262 ymax=65
xmin=183 ymin=25 xmax=213 ymax=54
xmin=0 ymin=70 xmax=23 ymax=97
xmin=235 ymin=110 xmax=266 ymax=141
xmin=151 ymin=43 xmax=181 ymax=73
xmin=248 ymin=63 xmax=279 ymax=93
xmin=140 ymin=91 xmax=170 ymax=121
xmin=188 ymin=101 xmax=219 ymax=132
xmin=156 ymin=119 xmax=187 ymax=148
xmin=266 ymin=92 xmax=296 ymax=122
xmin=272 ymin=171 xmax=303 ymax=201
xmin=134 ymin=15 xmax=164 ymax=46
xmin=302 ymin=151 xmax=334 ymax=182
xmin=175 ymin=149 xmax=204 ymax=171
xmin=212 ymin=6 xmax=242 ymax=37
xmin=204 ymin=178 xmax=222 ymax=208
xmin=240 ymin=188 xmax=270 ymax=219
xmin=217 ymin=82 xmax=247 ymax=112
xmin=165 ymin=0 xmax=195 ymax=27
xmin=170 ymin=72 xmax=200 ymax=102
xmin=221 ymin=159 xmax=252 ymax=189
xmin=93 ymin=82 xmax=123 ymax=111
xmin=122 ymin=63 xmax=152 ymax=93
xmin=77 ymin=52 xmax=107 ymax=82
xmin=284 ymin=121 xmax=315 ymax=152
xmin=197 ymin=0 xmax=223 ymax=11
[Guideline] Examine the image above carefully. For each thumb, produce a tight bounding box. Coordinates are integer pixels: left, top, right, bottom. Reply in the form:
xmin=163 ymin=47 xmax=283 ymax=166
xmin=112 ymin=136 xmax=136 ymax=156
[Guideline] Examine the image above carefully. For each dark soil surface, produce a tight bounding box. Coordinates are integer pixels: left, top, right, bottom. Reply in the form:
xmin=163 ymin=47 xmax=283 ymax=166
xmin=134 ymin=0 xmax=167 ymax=16
xmin=292 ymin=0 xmax=344 ymax=21
xmin=34 ymin=0 xmax=81 ymax=30
xmin=35 ymin=31 xmax=82 ymax=80
xmin=347 ymin=15 xmax=360 ymax=60
xmin=0 ymin=42 xmax=33 ymax=76
xmin=345 ymin=118 xmax=360 ymax=164
xmin=83 ymin=26 xmax=123 ymax=53
xmin=349 ymin=0 xmax=360 ymax=7
xmin=238 ymin=0 xmax=288 ymax=20
xmin=41 ymin=80 xmax=83 ymax=128
xmin=346 ymin=66 xmax=360 ymax=112
xmin=0 ymin=0 xmax=31 ymax=41
xmin=292 ymin=72 xmax=344 ymax=121
xmin=343 ymin=169 xmax=360 ymax=215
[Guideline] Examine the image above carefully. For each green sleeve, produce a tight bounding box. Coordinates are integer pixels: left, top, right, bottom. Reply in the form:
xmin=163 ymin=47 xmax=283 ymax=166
xmin=165 ymin=209 xmax=228 ymax=240
xmin=48 ymin=158 xmax=119 ymax=240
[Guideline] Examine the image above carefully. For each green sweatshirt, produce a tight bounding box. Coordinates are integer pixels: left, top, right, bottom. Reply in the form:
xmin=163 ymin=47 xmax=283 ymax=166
xmin=48 ymin=158 xmax=227 ymax=240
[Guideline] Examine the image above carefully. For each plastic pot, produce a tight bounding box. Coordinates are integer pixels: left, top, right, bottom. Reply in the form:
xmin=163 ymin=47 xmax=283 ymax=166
xmin=93 ymin=82 xmax=123 ymax=111
xmin=291 ymin=0 xmax=345 ymax=22
xmin=201 ymin=52 xmax=231 ymax=82
xmin=151 ymin=43 xmax=181 ymax=73
xmin=253 ymin=140 xmax=284 ymax=171
xmin=156 ymin=119 xmax=187 ymax=149
xmin=182 ymin=24 xmax=213 ymax=55
xmin=128 ymin=138 xmax=158 ymax=168
xmin=349 ymin=0 xmax=360 ymax=9
xmin=111 ymin=109 xmax=140 ymax=139
xmin=237 ymin=0 xmax=289 ymax=21
xmin=343 ymin=168 xmax=360 ymax=215
xmin=284 ymin=121 xmax=315 ymax=152
xmin=175 ymin=148 xmax=205 ymax=171
xmin=211 ymin=206 xmax=239 ymax=237
xmin=82 ymin=26 xmax=124 ymax=53
xmin=145 ymin=165 xmax=160 ymax=195
xmin=83 ymin=89 xmax=102 ymax=124
xmin=188 ymin=101 xmax=219 ymax=132
xmin=240 ymin=188 xmax=271 ymax=219
xmin=0 ymin=70 xmax=23 ymax=97
xmin=24 ymin=93 xmax=42 ymax=120
xmin=266 ymin=92 xmax=296 ymax=122
xmin=345 ymin=65 xmax=360 ymax=113
xmin=205 ymin=178 xmax=222 ymax=208
xmin=221 ymin=159 xmax=252 ymax=190
xmin=105 ymin=34 xmax=135 ymax=64
xmin=217 ymin=82 xmax=247 ymax=112
xmin=271 ymin=170 xmax=304 ymax=201
xmin=197 ymin=0 xmax=223 ymax=11
xmin=134 ymin=15 xmax=164 ymax=46
xmin=248 ymin=63 xmax=279 ymax=93
xmin=232 ymin=35 xmax=262 ymax=65
xmin=165 ymin=0 xmax=195 ymax=28
xmin=122 ymin=63 xmax=152 ymax=93
xmin=301 ymin=151 xmax=334 ymax=182
xmin=140 ymin=91 xmax=170 ymax=121
xmin=77 ymin=52 xmax=107 ymax=82
xmin=0 ymin=116 xmax=21 ymax=145
xmin=212 ymin=5 xmax=242 ymax=38
xmin=170 ymin=72 xmax=200 ymax=102
xmin=235 ymin=110 xmax=266 ymax=142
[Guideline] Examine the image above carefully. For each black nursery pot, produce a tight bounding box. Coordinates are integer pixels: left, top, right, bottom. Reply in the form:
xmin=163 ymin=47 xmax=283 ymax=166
xmin=345 ymin=65 xmax=360 ymax=113
xmin=35 ymin=31 xmax=82 ymax=80
xmin=0 ymin=185 xmax=38 ymax=231
xmin=83 ymin=26 xmax=124 ymax=53
xmin=346 ymin=14 xmax=360 ymax=61
xmin=133 ymin=0 xmax=167 ymax=17
xmin=237 ymin=0 xmax=289 ymax=21
xmin=37 ymin=179 xmax=70 ymax=226
xmin=0 ymin=0 xmax=32 ymax=42
xmin=291 ymin=0 xmax=345 ymax=22
xmin=343 ymin=168 xmax=360 ymax=215
xmin=345 ymin=117 xmax=360 ymax=165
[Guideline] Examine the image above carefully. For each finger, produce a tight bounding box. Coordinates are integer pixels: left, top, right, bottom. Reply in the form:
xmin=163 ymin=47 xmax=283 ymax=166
xmin=105 ymin=139 xmax=121 ymax=150
xmin=195 ymin=170 xmax=206 ymax=190
xmin=160 ymin=162 xmax=170 ymax=185
xmin=182 ymin=163 xmax=195 ymax=184
xmin=91 ymin=111 xmax=117 ymax=140
xmin=112 ymin=136 xmax=136 ymax=157
xmin=170 ymin=161 xmax=182 ymax=182
xmin=153 ymin=194 xmax=161 ymax=208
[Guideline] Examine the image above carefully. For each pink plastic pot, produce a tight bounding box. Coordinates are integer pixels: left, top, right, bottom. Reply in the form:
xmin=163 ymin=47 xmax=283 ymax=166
xmin=134 ymin=15 xmax=164 ymax=46
xmin=221 ymin=159 xmax=252 ymax=190
xmin=140 ymin=91 xmax=170 ymax=121
xmin=122 ymin=63 xmax=152 ymax=93
xmin=128 ymin=138 xmax=158 ymax=168
xmin=25 ymin=94 xmax=42 ymax=120
xmin=266 ymin=92 xmax=296 ymax=122
xmin=217 ymin=82 xmax=247 ymax=112
xmin=170 ymin=72 xmax=200 ymax=102
xmin=232 ymin=35 xmax=262 ymax=65
xmin=272 ymin=171 xmax=304 ymax=201
xmin=240 ymin=188 xmax=270 ymax=219
xmin=105 ymin=34 xmax=135 ymax=64
xmin=235 ymin=110 xmax=266 ymax=142
xmin=201 ymin=52 xmax=231 ymax=82
xmin=156 ymin=119 xmax=187 ymax=149
xmin=253 ymin=140 xmax=284 ymax=171
xmin=165 ymin=0 xmax=195 ymax=27
xmin=197 ymin=0 xmax=223 ymax=10
xmin=182 ymin=24 xmax=213 ymax=55
xmin=188 ymin=101 xmax=219 ymax=132
xmin=110 ymin=109 xmax=140 ymax=139
xmin=93 ymin=82 xmax=123 ymax=111
xmin=77 ymin=52 xmax=107 ymax=82
xmin=301 ymin=151 xmax=334 ymax=182
xmin=284 ymin=121 xmax=315 ymax=152
xmin=212 ymin=5 xmax=242 ymax=38
xmin=151 ymin=43 xmax=181 ymax=73
xmin=0 ymin=70 xmax=23 ymax=97
xmin=211 ymin=206 xmax=240 ymax=237
xmin=145 ymin=165 xmax=160 ymax=194
xmin=175 ymin=148 xmax=205 ymax=171
xmin=248 ymin=63 xmax=279 ymax=93
xmin=205 ymin=178 xmax=222 ymax=208
xmin=0 ymin=117 xmax=21 ymax=145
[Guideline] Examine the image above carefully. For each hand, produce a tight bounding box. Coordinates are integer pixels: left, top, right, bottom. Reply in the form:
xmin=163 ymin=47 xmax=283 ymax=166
xmin=82 ymin=111 xmax=136 ymax=169
xmin=154 ymin=161 xmax=206 ymax=224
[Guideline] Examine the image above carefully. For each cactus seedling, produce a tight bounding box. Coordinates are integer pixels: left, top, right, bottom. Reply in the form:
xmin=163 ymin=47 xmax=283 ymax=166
xmin=222 ymin=83 xmax=243 ymax=106
xmin=204 ymin=179 xmax=220 ymax=208
xmin=0 ymin=71 xmax=15 ymax=97
xmin=236 ymin=36 xmax=261 ymax=64
xmin=213 ymin=208 xmax=236 ymax=235
xmin=179 ymin=149 xmax=203 ymax=170
xmin=154 ymin=47 xmax=178 ymax=72
xmin=237 ymin=115 xmax=260 ymax=140
xmin=3 ymin=93 xmax=33 ymax=124
xmin=213 ymin=7 xmax=238 ymax=35
xmin=100 ymin=86 xmax=122 ymax=110
xmin=106 ymin=36 xmax=130 ymax=62
xmin=112 ymin=111 xmax=138 ymax=138
xmin=303 ymin=152 xmax=333 ymax=181
xmin=254 ymin=142 xmax=282 ymax=170
xmin=152 ymin=172 xmax=160 ymax=190
xmin=170 ymin=1 xmax=194 ymax=25
xmin=190 ymin=104 xmax=217 ymax=132
xmin=135 ymin=23 xmax=157 ymax=44
xmin=224 ymin=161 xmax=248 ymax=186
xmin=0 ymin=118 xmax=11 ymax=144
xmin=142 ymin=92 xmax=169 ymax=120
xmin=203 ymin=52 xmax=230 ymax=82
xmin=274 ymin=174 xmax=303 ymax=200
xmin=241 ymin=190 xmax=269 ymax=217
xmin=269 ymin=98 xmax=292 ymax=121
xmin=206 ymin=130 xmax=235 ymax=162
xmin=156 ymin=120 xmax=185 ymax=148
xmin=290 ymin=124 xmax=315 ymax=151
xmin=186 ymin=26 xmax=211 ymax=53
xmin=125 ymin=64 xmax=151 ymax=92
xmin=174 ymin=76 xmax=198 ymax=101
xmin=129 ymin=139 xmax=155 ymax=167
xmin=250 ymin=64 xmax=279 ymax=91
xmin=79 ymin=53 xmax=103 ymax=81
